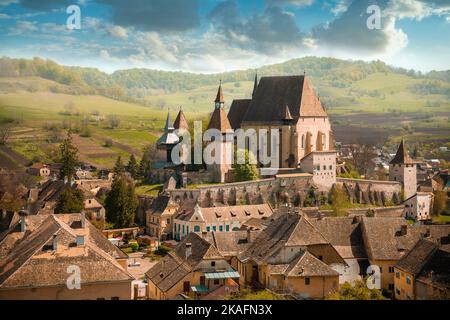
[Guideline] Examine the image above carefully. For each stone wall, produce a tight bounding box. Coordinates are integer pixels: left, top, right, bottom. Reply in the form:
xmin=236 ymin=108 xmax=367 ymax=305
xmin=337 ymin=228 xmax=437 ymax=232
xmin=336 ymin=178 xmax=402 ymax=206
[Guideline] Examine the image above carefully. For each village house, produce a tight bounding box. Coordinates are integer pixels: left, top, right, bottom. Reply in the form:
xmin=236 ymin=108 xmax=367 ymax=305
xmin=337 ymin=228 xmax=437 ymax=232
xmin=394 ymin=236 xmax=450 ymax=300
xmin=27 ymin=163 xmax=51 ymax=178
xmin=403 ymin=192 xmax=434 ymax=221
xmin=172 ymin=203 xmax=273 ymax=241
xmin=145 ymin=232 xmax=239 ymax=300
xmin=236 ymin=210 xmax=346 ymax=299
xmin=360 ymin=217 xmax=450 ymax=293
xmin=146 ymin=194 xmax=179 ymax=240
xmin=84 ymin=197 xmax=106 ymax=220
xmin=0 ymin=212 xmax=134 ymax=300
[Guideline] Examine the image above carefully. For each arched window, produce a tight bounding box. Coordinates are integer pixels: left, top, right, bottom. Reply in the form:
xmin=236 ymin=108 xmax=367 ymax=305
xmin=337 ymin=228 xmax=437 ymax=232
xmin=194 ymin=225 xmax=200 ymax=232
xmin=301 ymin=134 xmax=305 ymax=148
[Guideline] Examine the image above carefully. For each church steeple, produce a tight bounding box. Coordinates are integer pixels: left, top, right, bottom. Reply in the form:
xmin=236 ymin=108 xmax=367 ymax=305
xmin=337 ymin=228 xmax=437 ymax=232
xmin=252 ymin=72 xmax=258 ymax=98
xmin=215 ymin=81 xmax=225 ymax=109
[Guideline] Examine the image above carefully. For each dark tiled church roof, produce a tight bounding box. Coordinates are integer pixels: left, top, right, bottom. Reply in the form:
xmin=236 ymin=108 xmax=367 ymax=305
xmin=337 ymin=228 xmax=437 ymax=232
xmin=390 ymin=139 xmax=413 ymax=164
xmin=228 ymin=99 xmax=251 ymax=130
xmin=240 ymin=76 xmax=327 ymax=124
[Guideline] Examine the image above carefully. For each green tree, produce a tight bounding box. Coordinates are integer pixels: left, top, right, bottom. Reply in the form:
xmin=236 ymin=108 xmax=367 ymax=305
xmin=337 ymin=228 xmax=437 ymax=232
xmin=139 ymin=144 xmax=157 ymax=180
xmin=330 ymin=185 xmax=351 ymax=216
xmin=234 ymin=149 xmax=259 ymax=182
xmin=104 ymin=174 xmax=138 ymax=228
xmin=59 ymin=131 xmax=78 ymax=180
xmin=113 ymin=155 xmax=124 ymax=175
xmin=326 ymin=280 xmax=386 ymax=300
xmin=126 ymin=154 xmax=139 ymax=180
xmin=54 ymin=186 xmax=84 ymax=214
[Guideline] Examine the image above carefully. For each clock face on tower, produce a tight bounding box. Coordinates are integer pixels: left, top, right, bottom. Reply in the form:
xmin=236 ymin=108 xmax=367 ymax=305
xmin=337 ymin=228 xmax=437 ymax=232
xmin=215 ymin=102 xmax=221 ymax=109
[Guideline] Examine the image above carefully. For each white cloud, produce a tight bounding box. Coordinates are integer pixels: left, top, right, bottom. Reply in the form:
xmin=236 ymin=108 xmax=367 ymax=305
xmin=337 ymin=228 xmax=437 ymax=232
xmin=0 ymin=13 xmax=11 ymax=19
xmin=108 ymin=25 xmax=128 ymax=40
xmin=141 ymin=32 xmax=178 ymax=64
xmin=384 ymin=0 xmax=432 ymax=21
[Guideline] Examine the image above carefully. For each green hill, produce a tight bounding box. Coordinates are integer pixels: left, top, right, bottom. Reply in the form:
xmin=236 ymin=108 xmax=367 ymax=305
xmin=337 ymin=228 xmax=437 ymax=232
xmin=0 ymin=56 xmax=449 ymax=167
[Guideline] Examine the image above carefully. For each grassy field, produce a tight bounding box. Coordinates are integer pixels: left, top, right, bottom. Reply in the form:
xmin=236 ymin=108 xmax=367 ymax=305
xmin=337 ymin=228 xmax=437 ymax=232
xmin=0 ymin=73 xmax=449 ymax=168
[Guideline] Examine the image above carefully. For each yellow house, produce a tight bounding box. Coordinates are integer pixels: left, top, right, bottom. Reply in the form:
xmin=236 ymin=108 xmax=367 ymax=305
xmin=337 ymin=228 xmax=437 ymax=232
xmin=0 ymin=213 xmax=134 ymax=300
xmin=395 ymin=238 xmax=450 ymax=300
xmin=146 ymin=195 xmax=179 ymax=240
xmin=236 ymin=211 xmax=345 ymax=299
xmin=145 ymin=232 xmax=239 ymax=300
xmin=361 ymin=217 xmax=450 ymax=294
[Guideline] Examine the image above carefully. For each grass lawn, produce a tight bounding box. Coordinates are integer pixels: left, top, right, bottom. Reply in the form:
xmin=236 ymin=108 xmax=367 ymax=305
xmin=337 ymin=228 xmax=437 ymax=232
xmin=135 ymin=184 xmax=163 ymax=197
xmin=432 ymin=214 xmax=450 ymax=224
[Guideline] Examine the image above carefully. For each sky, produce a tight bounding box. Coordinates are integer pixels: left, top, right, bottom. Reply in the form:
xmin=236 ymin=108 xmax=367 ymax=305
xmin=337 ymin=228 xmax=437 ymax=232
xmin=0 ymin=0 xmax=449 ymax=73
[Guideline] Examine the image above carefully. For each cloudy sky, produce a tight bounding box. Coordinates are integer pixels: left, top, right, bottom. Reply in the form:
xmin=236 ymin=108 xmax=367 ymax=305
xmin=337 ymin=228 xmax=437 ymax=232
xmin=0 ymin=0 xmax=449 ymax=73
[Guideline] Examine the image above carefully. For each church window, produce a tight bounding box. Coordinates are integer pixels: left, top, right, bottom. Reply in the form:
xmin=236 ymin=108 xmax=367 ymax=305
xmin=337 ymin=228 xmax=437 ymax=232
xmin=301 ymin=135 xmax=305 ymax=148
xmin=194 ymin=226 xmax=200 ymax=232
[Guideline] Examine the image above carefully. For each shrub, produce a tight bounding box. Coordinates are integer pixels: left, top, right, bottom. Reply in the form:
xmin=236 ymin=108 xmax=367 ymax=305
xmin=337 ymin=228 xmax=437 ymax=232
xmin=129 ymin=241 xmax=139 ymax=252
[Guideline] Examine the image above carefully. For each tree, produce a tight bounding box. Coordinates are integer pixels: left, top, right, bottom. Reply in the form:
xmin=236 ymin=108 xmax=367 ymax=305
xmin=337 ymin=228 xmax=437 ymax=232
xmin=126 ymin=154 xmax=139 ymax=180
xmin=234 ymin=149 xmax=259 ymax=182
xmin=433 ymin=191 xmax=447 ymax=216
xmin=330 ymin=184 xmax=351 ymax=216
xmin=326 ymin=280 xmax=386 ymax=300
xmin=104 ymin=174 xmax=138 ymax=228
xmin=59 ymin=131 xmax=78 ymax=180
xmin=113 ymin=155 xmax=124 ymax=175
xmin=54 ymin=186 xmax=84 ymax=214
xmin=107 ymin=114 xmax=120 ymax=129
xmin=139 ymin=144 xmax=157 ymax=180
xmin=348 ymin=144 xmax=377 ymax=177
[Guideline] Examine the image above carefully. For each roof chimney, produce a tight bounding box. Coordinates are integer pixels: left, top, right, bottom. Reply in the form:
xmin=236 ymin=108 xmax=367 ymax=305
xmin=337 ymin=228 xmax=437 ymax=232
xmin=52 ymin=234 xmax=59 ymax=251
xmin=185 ymin=242 xmax=192 ymax=260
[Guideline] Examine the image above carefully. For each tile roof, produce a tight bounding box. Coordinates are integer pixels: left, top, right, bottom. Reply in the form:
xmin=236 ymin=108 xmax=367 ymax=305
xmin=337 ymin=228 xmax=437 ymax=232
xmin=361 ymin=217 xmax=450 ymax=260
xmin=284 ymin=250 xmax=339 ymax=277
xmin=175 ymin=204 xmax=273 ymax=224
xmin=0 ymin=214 xmax=133 ymax=289
xmin=390 ymin=139 xmax=413 ymax=165
xmin=395 ymin=239 xmax=437 ymax=275
xmin=239 ymin=212 xmax=329 ymax=264
xmin=215 ymin=83 xmax=224 ymax=103
xmin=173 ymin=109 xmax=189 ymax=131
xmin=207 ymin=107 xmax=232 ymax=133
xmin=227 ymin=99 xmax=251 ymax=129
xmin=145 ymin=232 xmax=225 ymax=292
xmin=240 ymin=76 xmax=327 ymax=124
xmin=311 ymin=217 xmax=367 ymax=259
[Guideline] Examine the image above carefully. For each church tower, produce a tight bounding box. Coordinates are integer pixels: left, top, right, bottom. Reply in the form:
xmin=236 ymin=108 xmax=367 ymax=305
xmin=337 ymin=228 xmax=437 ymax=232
xmin=389 ymin=139 xmax=417 ymax=200
xmin=206 ymin=82 xmax=233 ymax=183
xmin=156 ymin=111 xmax=180 ymax=166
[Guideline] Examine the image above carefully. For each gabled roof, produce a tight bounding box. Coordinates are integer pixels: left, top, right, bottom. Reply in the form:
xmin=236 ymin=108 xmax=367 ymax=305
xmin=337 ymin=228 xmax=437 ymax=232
xmin=173 ymin=109 xmax=189 ymax=131
xmin=311 ymin=217 xmax=367 ymax=259
xmin=145 ymin=232 xmax=225 ymax=292
xmin=0 ymin=214 xmax=133 ymax=289
xmin=390 ymin=139 xmax=413 ymax=165
xmin=228 ymin=99 xmax=251 ymax=130
xmin=361 ymin=217 xmax=450 ymax=260
xmin=207 ymin=107 xmax=232 ymax=133
xmin=239 ymin=212 xmax=329 ymax=264
xmin=241 ymin=76 xmax=327 ymax=124
xmin=284 ymin=251 xmax=339 ymax=277
xmin=396 ymin=239 xmax=437 ymax=275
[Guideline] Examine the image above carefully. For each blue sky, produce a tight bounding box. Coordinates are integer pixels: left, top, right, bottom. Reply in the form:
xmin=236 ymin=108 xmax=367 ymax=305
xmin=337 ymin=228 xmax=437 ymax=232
xmin=0 ymin=0 xmax=449 ymax=73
